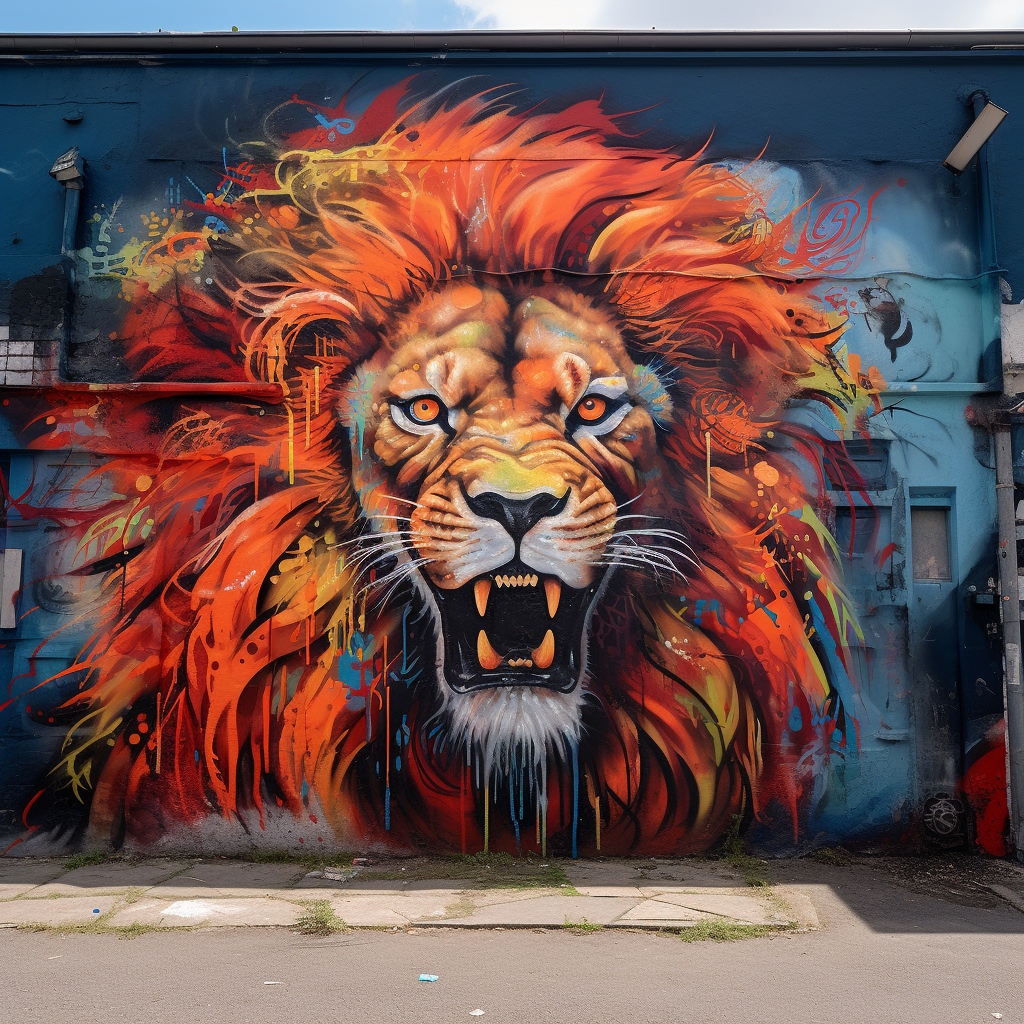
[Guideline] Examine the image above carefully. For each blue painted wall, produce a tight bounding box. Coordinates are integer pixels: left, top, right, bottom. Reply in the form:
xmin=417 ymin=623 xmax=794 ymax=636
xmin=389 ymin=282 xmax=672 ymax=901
xmin=0 ymin=46 xmax=1018 ymax=855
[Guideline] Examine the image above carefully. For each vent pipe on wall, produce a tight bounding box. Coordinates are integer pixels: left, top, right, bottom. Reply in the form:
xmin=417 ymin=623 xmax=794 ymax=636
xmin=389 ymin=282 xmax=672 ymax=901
xmin=48 ymin=146 xmax=85 ymax=258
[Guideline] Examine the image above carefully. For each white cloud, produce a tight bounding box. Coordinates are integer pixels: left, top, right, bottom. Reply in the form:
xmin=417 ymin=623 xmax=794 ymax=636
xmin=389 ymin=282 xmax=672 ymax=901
xmin=461 ymin=0 xmax=603 ymax=29
xmin=460 ymin=0 xmax=1024 ymax=30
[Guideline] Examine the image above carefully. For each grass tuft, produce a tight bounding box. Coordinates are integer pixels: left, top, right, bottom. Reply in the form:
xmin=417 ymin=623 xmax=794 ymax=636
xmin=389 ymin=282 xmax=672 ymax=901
xmin=677 ymin=921 xmax=791 ymax=943
xmin=707 ymin=817 xmax=772 ymax=888
xmin=121 ymin=887 xmax=146 ymax=907
xmin=63 ymin=851 xmax=107 ymax=872
xmin=295 ymin=899 xmax=348 ymax=936
xmin=562 ymin=916 xmax=602 ymax=933
xmin=807 ymin=846 xmax=856 ymax=867
xmin=232 ymin=849 xmax=355 ymax=871
xmin=359 ymin=852 xmax=577 ymax=892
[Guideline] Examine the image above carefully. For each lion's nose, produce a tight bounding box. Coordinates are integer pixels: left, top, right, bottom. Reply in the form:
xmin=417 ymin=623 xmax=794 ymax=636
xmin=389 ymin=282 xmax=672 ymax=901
xmin=463 ymin=487 xmax=570 ymax=545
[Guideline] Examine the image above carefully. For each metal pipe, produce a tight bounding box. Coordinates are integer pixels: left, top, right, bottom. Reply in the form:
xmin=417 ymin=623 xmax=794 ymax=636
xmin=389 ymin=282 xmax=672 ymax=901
xmin=972 ymin=84 xmax=1024 ymax=859
xmin=994 ymin=434 xmax=1024 ymax=858
xmin=60 ymin=185 xmax=79 ymax=258
xmin=971 ymin=91 xmax=1001 ymax=276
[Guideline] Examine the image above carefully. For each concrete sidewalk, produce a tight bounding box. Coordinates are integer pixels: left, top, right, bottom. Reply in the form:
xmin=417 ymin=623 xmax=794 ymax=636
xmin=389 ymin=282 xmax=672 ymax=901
xmin=0 ymin=855 xmax=818 ymax=933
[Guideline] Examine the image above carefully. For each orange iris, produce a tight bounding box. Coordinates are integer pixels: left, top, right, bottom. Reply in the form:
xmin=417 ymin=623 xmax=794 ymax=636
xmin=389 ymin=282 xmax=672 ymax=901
xmin=409 ymin=397 xmax=441 ymax=423
xmin=576 ymin=396 xmax=607 ymax=422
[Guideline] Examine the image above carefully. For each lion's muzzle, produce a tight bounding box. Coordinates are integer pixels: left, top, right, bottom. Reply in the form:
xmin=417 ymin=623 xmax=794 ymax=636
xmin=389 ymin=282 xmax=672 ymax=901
xmin=421 ymin=487 xmax=609 ymax=694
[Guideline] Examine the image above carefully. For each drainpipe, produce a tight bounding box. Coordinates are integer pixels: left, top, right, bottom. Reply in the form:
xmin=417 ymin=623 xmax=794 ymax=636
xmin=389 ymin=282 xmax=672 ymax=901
xmin=976 ymin=87 xmax=1024 ymax=859
xmin=994 ymin=434 xmax=1024 ymax=859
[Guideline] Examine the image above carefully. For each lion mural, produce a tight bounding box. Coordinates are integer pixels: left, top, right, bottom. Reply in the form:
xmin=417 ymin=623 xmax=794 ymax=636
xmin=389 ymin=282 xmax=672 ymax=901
xmin=19 ymin=80 xmax=878 ymax=855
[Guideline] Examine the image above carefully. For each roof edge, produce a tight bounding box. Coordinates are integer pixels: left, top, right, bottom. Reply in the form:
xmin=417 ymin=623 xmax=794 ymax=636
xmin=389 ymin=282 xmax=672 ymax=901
xmin=3 ymin=29 xmax=1024 ymax=55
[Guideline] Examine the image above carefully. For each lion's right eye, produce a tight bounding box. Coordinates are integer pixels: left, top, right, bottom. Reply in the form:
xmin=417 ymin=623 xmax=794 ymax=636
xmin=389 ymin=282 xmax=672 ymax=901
xmin=407 ymin=397 xmax=442 ymax=424
xmin=390 ymin=394 xmax=454 ymax=436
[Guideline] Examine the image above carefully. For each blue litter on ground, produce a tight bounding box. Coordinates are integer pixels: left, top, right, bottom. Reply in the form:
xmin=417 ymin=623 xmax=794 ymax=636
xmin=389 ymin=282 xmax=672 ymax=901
xmin=92 ymin=909 xmax=100 ymax=914
xmin=418 ymin=974 xmax=439 ymax=982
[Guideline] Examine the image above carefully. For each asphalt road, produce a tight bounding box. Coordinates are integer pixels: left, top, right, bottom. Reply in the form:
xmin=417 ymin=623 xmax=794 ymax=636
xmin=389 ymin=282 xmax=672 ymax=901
xmin=1 ymin=860 xmax=1022 ymax=1024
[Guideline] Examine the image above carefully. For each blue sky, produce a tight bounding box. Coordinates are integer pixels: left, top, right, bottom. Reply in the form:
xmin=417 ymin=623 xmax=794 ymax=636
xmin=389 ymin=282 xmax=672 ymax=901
xmin=2 ymin=0 xmax=1024 ymax=33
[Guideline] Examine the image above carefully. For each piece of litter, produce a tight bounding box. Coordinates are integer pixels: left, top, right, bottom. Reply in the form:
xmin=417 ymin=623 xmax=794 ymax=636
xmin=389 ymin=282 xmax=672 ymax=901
xmin=323 ymin=868 xmax=358 ymax=882
xmin=992 ymin=1015 xmax=1003 ymax=1020
xmin=92 ymin=909 xmax=100 ymax=914
xmin=264 ymin=981 xmax=284 ymax=986
xmin=47 ymin=956 xmax=62 ymax=960
xmin=418 ymin=974 xmax=439 ymax=982
xmin=352 ymin=857 xmax=370 ymax=866
xmin=469 ymin=1010 xmax=485 ymax=1017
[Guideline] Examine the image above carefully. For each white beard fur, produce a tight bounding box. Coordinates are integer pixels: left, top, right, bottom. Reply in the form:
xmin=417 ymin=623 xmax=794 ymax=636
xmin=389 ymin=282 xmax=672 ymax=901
xmin=441 ymin=683 xmax=588 ymax=783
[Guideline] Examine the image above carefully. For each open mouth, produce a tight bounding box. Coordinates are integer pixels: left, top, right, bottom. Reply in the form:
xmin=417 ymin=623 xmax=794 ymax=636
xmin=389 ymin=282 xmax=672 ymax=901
xmin=424 ymin=562 xmax=608 ymax=693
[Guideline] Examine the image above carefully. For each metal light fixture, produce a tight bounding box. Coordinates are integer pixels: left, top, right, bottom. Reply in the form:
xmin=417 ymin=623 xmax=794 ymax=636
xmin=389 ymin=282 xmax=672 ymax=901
xmin=944 ymin=99 xmax=1008 ymax=173
xmin=48 ymin=146 xmax=86 ymax=257
xmin=49 ymin=146 xmax=85 ymax=189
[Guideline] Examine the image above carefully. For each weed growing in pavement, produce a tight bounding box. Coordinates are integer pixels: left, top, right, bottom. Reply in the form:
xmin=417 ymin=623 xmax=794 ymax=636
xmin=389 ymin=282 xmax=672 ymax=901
xmin=807 ymin=846 xmax=856 ymax=867
xmin=237 ymin=849 xmax=354 ymax=871
xmin=706 ymin=817 xmax=772 ymax=888
xmin=296 ymin=899 xmax=348 ymax=936
xmin=358 ymin=852 xmax=578 ymax=892
xmin=676 ymin=921 xmax=792 ymax=943
xmin=562 ymin=916 xmax=603 ymax=934
xmin=63 ymin=851 xmax=108 ymax=871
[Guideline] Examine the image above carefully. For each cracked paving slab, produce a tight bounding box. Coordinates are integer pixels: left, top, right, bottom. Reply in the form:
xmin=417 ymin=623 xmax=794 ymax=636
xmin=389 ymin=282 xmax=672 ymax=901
xmin=107 ymin=897 xmax=302 ymax=928
xmin=0 ymin=861 xmax=67 ymax=901
xmin=434 ymin=895 xmax=642 ymax=927
xmin=0 ymin=895 xmax=120 ymax=927
xmin=147 ymin=862 xmax=308 ymax=899
xmin=0 ymin=858 xmax=813 ymax=932
xmin=27 ymin=860 xmax=192 ymax=898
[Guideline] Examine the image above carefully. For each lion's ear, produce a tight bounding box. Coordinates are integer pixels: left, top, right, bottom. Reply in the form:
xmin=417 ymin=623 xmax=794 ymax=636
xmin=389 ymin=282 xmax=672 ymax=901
xmin=554 ymin=353 xmax=592 ymax=405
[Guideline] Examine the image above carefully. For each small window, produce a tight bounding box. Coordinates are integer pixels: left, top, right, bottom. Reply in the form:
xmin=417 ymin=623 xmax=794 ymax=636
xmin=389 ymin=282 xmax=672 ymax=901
xmin=834 ymin=506 xmax=879 ymax=556
xmin=824 ymin=439 xmax=890 ymax=490
xmin=912 ymin=507 xmax=951 ymax=581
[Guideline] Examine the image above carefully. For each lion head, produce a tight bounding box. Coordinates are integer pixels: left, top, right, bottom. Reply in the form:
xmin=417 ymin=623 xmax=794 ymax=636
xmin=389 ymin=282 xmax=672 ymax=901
xmin=19 ymin=80 xmax=877 ymax=856
xmin=346 ymin=279 xmax=678 ymax=777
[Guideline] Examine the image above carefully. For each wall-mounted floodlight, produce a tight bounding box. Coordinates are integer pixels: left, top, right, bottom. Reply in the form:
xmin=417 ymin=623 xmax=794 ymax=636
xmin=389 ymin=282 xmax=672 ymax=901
xmin=49 ymin=146 xmax=85 ymax=189
xmin=944 ymin=100 xmax=1008 ymax=174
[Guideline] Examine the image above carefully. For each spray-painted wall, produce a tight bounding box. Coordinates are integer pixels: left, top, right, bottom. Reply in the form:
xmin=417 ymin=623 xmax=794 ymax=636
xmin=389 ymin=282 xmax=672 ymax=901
xmin=0 ymin=48 xmax=1017 ymax=856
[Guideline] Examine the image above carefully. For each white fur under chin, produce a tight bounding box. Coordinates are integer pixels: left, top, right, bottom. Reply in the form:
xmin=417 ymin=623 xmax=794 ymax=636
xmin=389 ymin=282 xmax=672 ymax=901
xmin=442 ymin=683 xmax=588 ymax=782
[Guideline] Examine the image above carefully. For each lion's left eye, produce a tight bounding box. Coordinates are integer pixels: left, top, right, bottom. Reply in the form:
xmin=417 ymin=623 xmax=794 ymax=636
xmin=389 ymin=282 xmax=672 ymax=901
xmin=576 ymin=396 xmax=607 ymax=422
xmin=567 ymin=394 xmax=629 ymax=434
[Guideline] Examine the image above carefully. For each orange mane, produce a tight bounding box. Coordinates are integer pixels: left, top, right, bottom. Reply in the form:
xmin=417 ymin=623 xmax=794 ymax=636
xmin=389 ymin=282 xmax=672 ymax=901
xmin=20 ymin=81 xmax=876 ymax=854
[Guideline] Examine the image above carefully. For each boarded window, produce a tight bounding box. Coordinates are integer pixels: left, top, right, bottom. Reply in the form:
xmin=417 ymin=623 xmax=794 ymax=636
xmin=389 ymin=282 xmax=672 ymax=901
xmin=911 ymin=507 xmax=951 ymax=581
